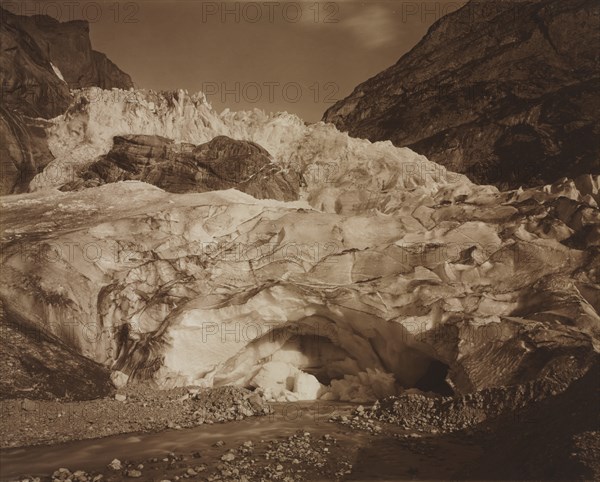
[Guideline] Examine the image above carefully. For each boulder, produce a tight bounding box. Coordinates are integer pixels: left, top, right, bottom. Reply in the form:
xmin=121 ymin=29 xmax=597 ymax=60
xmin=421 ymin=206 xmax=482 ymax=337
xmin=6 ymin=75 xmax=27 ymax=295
xmin=60 ymin=134 xmax=299 ymax=201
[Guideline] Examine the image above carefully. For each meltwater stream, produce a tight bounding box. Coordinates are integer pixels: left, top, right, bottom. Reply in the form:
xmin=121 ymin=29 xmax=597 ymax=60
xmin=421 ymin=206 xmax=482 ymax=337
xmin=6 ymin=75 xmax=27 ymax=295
xmin=0 ymin=400 xmax=484 ymax=481
xmin=0 ymin=402 xmax=357 ymax=480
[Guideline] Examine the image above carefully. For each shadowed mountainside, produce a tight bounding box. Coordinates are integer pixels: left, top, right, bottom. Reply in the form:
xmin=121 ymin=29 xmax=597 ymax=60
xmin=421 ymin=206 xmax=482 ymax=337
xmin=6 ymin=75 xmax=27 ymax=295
xmin=0 ymin=6 xmax=133 ymax=115
xmin=323 ymin=0 xmax=600 ymax=189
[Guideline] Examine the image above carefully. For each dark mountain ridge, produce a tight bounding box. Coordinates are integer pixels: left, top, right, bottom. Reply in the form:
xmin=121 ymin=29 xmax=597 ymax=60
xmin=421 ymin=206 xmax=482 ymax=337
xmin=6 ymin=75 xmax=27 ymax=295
xmin=323 ymin=0 xmax=600 ymax=189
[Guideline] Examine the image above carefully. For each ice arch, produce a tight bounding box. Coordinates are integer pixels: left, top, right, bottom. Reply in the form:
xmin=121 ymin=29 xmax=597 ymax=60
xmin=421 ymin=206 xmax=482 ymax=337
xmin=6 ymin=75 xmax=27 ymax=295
xmin=155 ymin=285 xmax=454 ymax=402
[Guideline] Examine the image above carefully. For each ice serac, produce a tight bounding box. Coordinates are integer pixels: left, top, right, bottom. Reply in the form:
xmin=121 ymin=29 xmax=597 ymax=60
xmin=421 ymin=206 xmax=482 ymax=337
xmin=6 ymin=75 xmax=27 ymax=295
xmin=2 ymin=168 xmax=598 ymax=401
xmin=31 ymin=87 xmax=462 ymax=203
xmin=322 ymin=0 xmax=600 ymax=189
xmin=60 ymin=134 xmax=299 ymax=201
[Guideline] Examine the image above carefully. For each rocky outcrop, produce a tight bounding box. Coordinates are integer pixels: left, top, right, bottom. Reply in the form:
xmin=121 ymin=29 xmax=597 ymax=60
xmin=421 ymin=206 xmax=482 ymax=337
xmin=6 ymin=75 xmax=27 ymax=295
xmin=0 ymin=6 xmax=133 ymax=195
xmin=323 ymin=0 xmax=600 ymax=189
xmin=90 ymin=51 xmax=135 ymax=90
xmin=1 ymin=171 xmax=598 ymax=401
xmin=60 ymin=135 xmax=300 ymax=201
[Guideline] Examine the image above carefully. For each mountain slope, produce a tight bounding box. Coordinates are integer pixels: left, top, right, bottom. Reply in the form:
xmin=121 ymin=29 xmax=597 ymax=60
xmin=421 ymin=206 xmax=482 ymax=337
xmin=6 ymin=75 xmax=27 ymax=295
xmin=0 ymin=300 xmax=113 ymax=400
xmin=323 ymin=0 xmax=600 ymax=189
xmin=0 ymin=6 xmax=134 ymax=195
xmin=0 ymin=8 xmax=71 ymax=118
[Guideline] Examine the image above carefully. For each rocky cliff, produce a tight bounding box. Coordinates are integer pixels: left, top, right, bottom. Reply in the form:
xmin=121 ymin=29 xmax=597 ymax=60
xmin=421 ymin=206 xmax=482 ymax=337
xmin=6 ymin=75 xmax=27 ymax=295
xmin=0 ymin=6 xmax=133 ymax=195
xmin=0 ymin=106 xmax=54 ymax=194
xmin=0 ymin=8 xmax=70 ymax=118
xmin=0 ymin=6 xmax=133 ymax=99
xmin=323 ymin=0 xmax=600 ymax=189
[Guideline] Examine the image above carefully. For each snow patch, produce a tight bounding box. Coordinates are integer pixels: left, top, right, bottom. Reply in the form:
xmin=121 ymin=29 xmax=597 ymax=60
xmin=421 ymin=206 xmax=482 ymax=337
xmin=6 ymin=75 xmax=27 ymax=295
xmin=51 ymin=63 xmax=66 ymax=82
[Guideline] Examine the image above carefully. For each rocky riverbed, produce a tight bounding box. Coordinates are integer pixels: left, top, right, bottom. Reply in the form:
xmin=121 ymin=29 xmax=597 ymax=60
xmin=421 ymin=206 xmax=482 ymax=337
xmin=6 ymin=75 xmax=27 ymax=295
xmin=2 ymin=359 xmax=599 ymax=481
xmin=0 ymin=386 xmax=271 ymax=449
xmin=5 ymin=431 xmax=357 ymax=482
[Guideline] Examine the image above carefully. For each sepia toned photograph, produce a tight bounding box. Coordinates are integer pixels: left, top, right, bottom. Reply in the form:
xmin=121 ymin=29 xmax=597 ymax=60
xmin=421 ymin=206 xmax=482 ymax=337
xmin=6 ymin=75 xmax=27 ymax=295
xmin=0 ymin=1 xmax=599 ymax=480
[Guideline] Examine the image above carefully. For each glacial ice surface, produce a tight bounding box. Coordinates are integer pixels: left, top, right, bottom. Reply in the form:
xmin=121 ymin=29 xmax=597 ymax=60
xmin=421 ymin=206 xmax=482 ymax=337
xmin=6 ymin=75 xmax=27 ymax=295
xmin=2 ymin=89 xmax=599 ymax=401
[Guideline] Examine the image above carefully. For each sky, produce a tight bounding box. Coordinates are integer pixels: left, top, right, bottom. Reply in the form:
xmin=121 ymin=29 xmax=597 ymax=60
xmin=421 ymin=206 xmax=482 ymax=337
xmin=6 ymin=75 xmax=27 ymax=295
xmin=3 ymin=0 xmax=466 ymax=122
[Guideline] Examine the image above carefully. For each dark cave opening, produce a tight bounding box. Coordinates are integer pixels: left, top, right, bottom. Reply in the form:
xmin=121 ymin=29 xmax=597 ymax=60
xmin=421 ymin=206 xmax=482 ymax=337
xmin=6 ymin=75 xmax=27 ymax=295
xmin=413 ymin=359 xmax=454 ymax=396
xmin=251 ymin=329 xmax=456 ymax=397
xmin=268 ymin=333 xmax=352 ymax=386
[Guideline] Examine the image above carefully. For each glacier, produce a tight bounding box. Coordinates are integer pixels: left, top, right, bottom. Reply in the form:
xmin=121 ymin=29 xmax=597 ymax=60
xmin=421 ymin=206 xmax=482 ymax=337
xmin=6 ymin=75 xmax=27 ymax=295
xmin=1 ymin=89 xmax=599 ymax=402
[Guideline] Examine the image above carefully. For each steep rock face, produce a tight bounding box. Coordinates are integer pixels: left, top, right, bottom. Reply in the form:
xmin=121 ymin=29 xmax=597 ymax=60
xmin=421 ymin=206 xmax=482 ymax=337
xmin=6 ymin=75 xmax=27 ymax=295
xmin=0 ymin=107 xmax=54 ymax=194
xmin=61 ymin=134 xmax=300 ymax=201
xmin=0 ymin=7 xmax=133 ymax=93
xmin=0 ymin=6 xmax=133 ymax=195
xmin=1 ymin=173 xmax=598 ymax=401
xmin=323 ymin=0 xmax=600 ymax=188
xmin=90 ymin=50 xmax=135 ymax=90
xmin=0 ymin=8 xmax=71 ymax=118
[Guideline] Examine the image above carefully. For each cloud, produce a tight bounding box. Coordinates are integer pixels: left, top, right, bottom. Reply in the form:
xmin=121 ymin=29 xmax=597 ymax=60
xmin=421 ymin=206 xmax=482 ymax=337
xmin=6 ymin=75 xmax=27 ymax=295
xmin=342 ymin=4 xmax=398 ymax=49
xmin=211 ymin=0 xmax=400 ymax=48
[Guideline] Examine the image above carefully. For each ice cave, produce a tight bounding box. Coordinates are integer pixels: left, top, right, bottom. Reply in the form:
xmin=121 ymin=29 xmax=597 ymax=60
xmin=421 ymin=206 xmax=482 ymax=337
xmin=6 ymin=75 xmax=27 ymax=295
xmin=220 ymin=325 xmax=453 ymax=403
xmin=170 ymin=306 xmax=456 ymax=403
